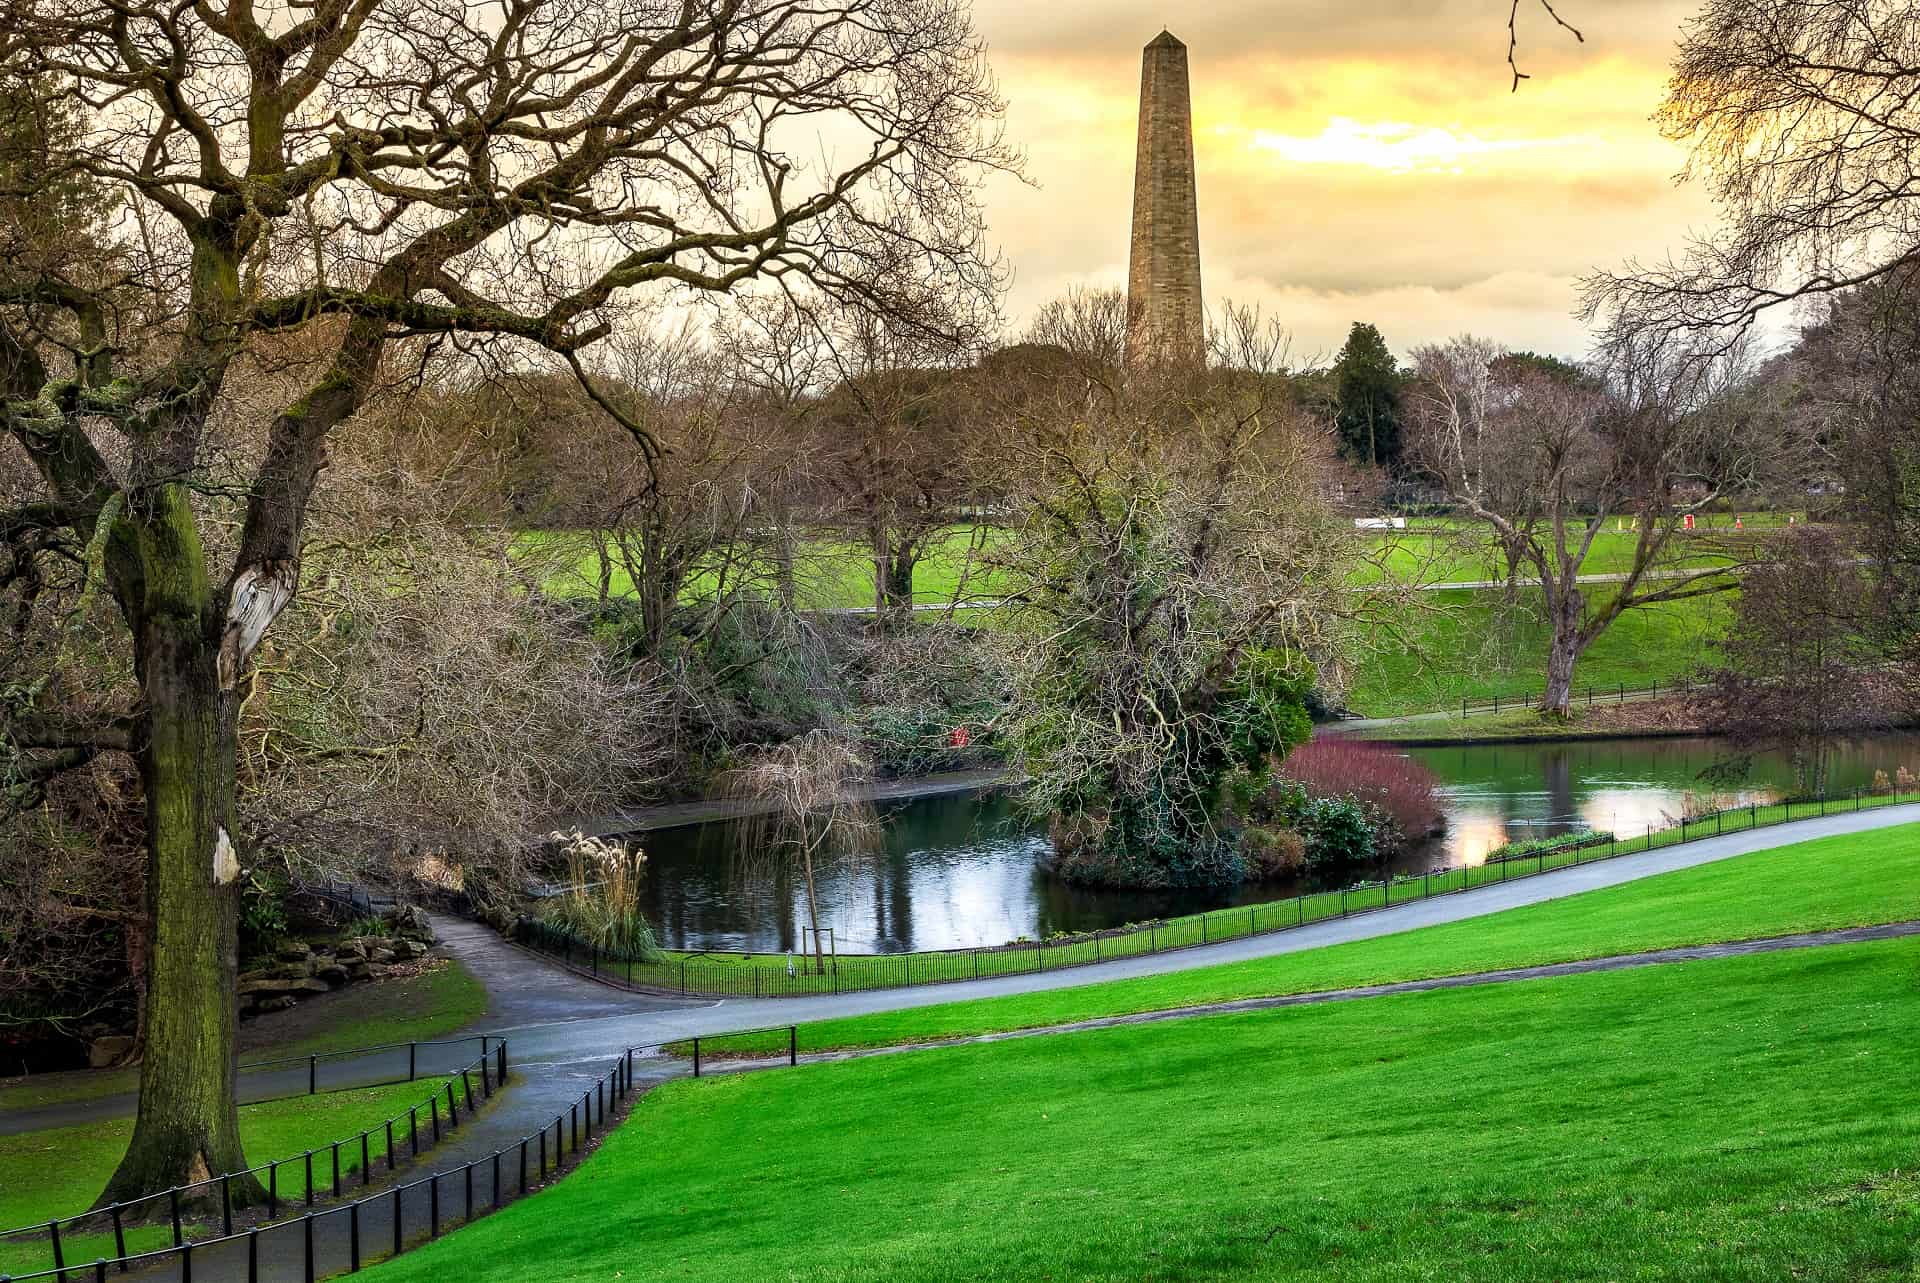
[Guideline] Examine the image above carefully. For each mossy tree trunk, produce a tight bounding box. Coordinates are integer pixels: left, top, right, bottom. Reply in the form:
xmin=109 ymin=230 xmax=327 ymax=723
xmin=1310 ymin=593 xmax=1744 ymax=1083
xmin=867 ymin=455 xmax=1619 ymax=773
xmin=98 ymin=482 xmax=258 ymax=1205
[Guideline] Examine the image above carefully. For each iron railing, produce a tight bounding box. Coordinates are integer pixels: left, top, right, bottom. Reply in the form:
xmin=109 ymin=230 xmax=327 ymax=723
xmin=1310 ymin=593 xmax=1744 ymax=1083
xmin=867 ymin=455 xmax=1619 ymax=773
xmin=0 ymin=1028 xmax=798 ymax=1283
xmin=1457 ymin=678 xmax=1707 ymax=717
xmin=0 ymin=1042 xmax=506 ymax=1280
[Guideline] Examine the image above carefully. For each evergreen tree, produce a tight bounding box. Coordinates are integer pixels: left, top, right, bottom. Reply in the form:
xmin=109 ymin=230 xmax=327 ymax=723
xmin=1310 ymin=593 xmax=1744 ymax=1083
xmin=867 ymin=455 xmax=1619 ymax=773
xmin=1332 ymin=321 xmax=1405 ymax=470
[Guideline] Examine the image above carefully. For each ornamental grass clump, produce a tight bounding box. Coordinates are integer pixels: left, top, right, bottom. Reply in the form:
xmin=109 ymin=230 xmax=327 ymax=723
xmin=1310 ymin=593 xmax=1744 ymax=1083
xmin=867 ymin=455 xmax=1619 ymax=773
xmin=539 ymin=829 xmax=665 ymax=962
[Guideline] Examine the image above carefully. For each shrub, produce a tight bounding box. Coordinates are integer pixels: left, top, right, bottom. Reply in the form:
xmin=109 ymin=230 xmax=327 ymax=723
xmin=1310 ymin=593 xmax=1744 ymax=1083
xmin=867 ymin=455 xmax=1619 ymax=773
xmin=1482 ymin=830 xmax=1611 ymax=863
xmin=1298 ymin=796 xmax=1376 ymax=871
xmin=1277 ymin=738 xmax=1445 ymax=852
xmin=1239 ymin=826 xmax=1307 ymax=880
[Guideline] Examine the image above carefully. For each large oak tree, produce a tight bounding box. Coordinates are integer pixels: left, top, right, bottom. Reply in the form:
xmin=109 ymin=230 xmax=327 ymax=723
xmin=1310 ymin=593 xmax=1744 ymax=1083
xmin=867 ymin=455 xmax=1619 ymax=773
xmin=0 ymin=0 xmax=1008 ymax=1202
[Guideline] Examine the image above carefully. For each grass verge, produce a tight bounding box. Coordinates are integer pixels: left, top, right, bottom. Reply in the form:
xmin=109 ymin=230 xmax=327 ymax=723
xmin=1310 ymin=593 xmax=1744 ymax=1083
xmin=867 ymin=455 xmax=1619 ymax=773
xmin=368 ymin=934 xmax=1920 ymax=1283
xmin=0 ymin=1072 xmax=483 ymax=1275
xmin=689 ymin=812 xmax=1920 ymax=1056
xmin=0 ymin=958 xmax=487 ymax=1116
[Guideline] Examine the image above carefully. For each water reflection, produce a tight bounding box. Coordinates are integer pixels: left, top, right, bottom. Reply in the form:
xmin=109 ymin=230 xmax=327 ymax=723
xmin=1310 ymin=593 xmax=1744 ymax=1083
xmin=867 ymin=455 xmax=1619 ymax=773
xmin=631 ymin=732 xmax=1920 ymax=954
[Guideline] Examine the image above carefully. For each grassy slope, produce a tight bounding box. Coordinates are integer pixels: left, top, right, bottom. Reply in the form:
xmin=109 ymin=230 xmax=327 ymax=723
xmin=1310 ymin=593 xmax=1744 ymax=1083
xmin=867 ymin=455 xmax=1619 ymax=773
xmin=0 ymin=1077 xmax=460 ymax=1273
xmin=372 ymin=936 xmax=1920 ymax=1283
xmin=0 ymin=958 xmax=488 ymax=1116
xmin=693 ymin=820 xmax=1920 ymax=1055
xmin=1349 ymin=585 xmax=1733 ymax=717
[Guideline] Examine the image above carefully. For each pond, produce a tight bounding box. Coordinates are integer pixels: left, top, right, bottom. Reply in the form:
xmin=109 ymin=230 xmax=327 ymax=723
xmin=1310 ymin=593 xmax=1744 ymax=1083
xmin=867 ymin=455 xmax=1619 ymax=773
xmin=631 ymin=731 xmax=1920 ymax=955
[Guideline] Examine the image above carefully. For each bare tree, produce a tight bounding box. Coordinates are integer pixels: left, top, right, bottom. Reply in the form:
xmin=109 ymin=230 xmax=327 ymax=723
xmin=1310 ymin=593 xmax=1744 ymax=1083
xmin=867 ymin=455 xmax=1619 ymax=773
xmin=1582 ymin=0 xmax=1920 ymax=340
xmin=986 ymin=306 xmax=1361 ymax=888
xmin=725 ymin=730 xmax=880 ymax=974
xmin=1698 ymin=525 xmax=1891 ymax=793
xmin=1408 ymin=333 xmax=1757 ymax=716
xmin=1 ymin=0 xmax=1010 ymax=1200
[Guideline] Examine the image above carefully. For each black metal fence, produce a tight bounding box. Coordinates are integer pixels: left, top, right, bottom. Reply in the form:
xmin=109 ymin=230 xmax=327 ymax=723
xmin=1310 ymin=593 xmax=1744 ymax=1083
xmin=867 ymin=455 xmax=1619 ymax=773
xmin=236 ymin=1035 xmax=497 ymax=1105
xmin=0 ymin=1042 xmax=506 ymax=1281
xmin=1458 ymin=678 xmax=1706 ymax=716
xmin=0 ymin=1027 xmax=799 ymax=1283
xmin=515 ymin=786 xmax=1920 ymax=1001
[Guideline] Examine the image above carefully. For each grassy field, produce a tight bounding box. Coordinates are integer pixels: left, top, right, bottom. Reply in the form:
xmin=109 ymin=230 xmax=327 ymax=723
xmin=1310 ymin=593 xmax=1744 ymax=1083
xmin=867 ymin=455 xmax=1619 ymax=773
xmin=521 ymin=516 xmax=1790 ymax=611
xmin=0 ymin=1075 xmax=472 ymax=1274
xmin=519 ymin=522 xmax=1746 ymax=717
xmin=0 ymin=958 xmax=488 ymax=1115
xmin=370 ymin=934 xmax=1920 ymax=1283
xmin=1346 ymin=586 xmax=1733 ymax=717
xmin=686 ymin=815 xmax=1920 ymax=1056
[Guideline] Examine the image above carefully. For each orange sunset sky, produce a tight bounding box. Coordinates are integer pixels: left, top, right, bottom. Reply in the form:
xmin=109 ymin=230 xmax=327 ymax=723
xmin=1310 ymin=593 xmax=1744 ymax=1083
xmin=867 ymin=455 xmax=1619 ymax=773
xmin=972 ymin=0 xmax=1715 ymax=362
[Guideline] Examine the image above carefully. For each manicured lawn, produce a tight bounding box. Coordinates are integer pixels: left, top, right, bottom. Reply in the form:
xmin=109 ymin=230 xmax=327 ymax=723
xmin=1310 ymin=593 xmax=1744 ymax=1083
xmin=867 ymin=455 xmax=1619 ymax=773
xmin=691 ymin=815 xmax=1920 ymax=1055
xmin=0 ymin=1076 xmax=470 ymax=1274
xmin=370 ymin=935 xmax=1920 ymax=1283
xmin=0 ymin=958 xmax=488 ymax=1116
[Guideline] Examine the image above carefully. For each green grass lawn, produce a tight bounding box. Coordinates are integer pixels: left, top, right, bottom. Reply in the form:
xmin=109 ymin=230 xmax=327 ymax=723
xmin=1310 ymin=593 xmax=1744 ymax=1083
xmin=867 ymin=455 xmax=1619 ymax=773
xmin=0 ymin=1074 xmax=476 ymax=1274
xmin=689 ymin=815 xmax=1920 ymax=1056
xmin=369 ymin=934 xmax=1920 ymax=1283
xmin=1350 ymin=585 xmax=1733 ymax=717
xmin=0 ymin=958 xmax=488 ymax=1116
xmin=518 ymin=524 xmax=1743 ymax=717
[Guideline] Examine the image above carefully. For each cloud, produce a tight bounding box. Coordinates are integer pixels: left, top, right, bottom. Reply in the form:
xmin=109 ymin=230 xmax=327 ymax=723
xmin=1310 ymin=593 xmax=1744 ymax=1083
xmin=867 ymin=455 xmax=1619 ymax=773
xmin=1248 ymin=117 xmax=1594 ymax=174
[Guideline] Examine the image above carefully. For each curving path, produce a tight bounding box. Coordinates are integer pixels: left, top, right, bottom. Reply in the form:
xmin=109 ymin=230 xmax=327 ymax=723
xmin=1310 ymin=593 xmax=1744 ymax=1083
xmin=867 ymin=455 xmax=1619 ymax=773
xmin=8 ymin=806 xmax=1916 ymax=1282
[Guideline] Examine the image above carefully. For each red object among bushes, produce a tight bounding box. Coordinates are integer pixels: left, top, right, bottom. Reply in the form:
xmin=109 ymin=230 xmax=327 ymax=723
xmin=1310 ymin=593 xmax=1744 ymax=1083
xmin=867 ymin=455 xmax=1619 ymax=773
xmin=1279 ymin=737 xmax=1445 ymax=846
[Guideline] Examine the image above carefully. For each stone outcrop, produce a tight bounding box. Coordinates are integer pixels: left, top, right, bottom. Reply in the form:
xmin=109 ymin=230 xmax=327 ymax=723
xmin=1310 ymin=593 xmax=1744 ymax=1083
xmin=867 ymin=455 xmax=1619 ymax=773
xmin=1125 ymin=30 xmax=1204 ymax=367
xmin=236 ymin=906 xmax=438 ymax=1021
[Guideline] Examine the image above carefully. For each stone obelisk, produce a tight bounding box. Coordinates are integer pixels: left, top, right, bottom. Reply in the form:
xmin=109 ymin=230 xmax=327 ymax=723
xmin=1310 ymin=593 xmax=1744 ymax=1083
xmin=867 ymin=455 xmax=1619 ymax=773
xmin=1125 ymin=30 xmax=1204 ymax=366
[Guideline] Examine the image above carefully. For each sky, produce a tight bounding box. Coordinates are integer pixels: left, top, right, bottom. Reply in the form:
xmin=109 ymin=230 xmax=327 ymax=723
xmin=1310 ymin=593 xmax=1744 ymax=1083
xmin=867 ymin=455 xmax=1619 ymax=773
xmin=971 ymin=0 xmax=1715 ymax=364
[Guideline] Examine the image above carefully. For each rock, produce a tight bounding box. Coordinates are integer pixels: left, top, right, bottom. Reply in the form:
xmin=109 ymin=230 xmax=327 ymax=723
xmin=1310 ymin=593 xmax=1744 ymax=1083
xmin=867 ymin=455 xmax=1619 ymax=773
xmin=387 ymin=905 xmax=434 ymax=942
xmin=89 ymin=1035 xmax=136 ymax=1069
xmin=314 ymin=963 xmax=350 ymax=986
xmin=334 ymin=943 xmax=366 ymax=963
xmin=345 ymin=961 xmax=370 ymax=981
xmin=257 ymin=995 xmax=296 ymax=1013
xmin=368 ymin=946 xmax=396 ymax=965
xmin=365 ymin=962 xmax=391 ymax=980
xmin=350 ymin=935 xmax=388 ymax=954
xmin=238 ymin=976 xmax=330 ymax=998
xmin=271 ymin=958 xmax=315 ymax=979
xmin=275 ymin=942 xmax=313 ymax=962
xmin=390 ymin=939 xmax=426 ymax=960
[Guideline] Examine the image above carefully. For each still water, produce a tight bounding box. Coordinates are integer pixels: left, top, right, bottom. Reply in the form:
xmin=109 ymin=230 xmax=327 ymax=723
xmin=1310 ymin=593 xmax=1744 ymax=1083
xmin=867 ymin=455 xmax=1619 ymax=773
xmin=634 ymin=732 xmax=1920 ymax=955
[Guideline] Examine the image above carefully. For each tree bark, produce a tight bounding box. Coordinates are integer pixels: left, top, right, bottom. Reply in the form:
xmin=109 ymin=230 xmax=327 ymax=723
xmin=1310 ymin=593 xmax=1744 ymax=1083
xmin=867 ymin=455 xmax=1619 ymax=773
xmin=99 ymin=485 xmax=258 ymax=1205
xmin=1541 ymin=585 xmax=1585 ymax=717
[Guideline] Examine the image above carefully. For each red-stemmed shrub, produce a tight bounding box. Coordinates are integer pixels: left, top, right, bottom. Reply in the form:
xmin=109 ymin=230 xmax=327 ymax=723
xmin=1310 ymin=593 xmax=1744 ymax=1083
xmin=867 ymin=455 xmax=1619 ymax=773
xmin=1277 ymin=737 xmax=1446 ymax=852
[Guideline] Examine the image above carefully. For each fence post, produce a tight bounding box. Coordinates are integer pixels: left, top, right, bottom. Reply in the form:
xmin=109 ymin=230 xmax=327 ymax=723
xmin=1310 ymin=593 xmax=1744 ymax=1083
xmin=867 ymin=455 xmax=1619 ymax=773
xmin=332 ymin=1142 xmax=342 ymax=1197
xmin=386 ymin=1120 xmax=397 ymax=1170
xmin=303 ymin=1214 xmax=315 ymax=1283
xmin=493 ymin=1150 xmax=504 ymax=1210
xmin=350 ymin=1201 xmax=361 ymax=1274
xmin=169 ymin=1188 xmax=182 ymax=1247
xmin=692 ymin=1037 xmax=701 ymax=1078
xmin=247 ymin=1229 xmax=259 ymax=1283
xmin=304 ymin=1150 xmax=315 ymax=1206
xmin=392 ymin=1187 xmax=403 ymax=1257
xmin=465 ymin=1161 xmax=474 ymax=1218
xmin=49 ymin=1220 xmax=64 ymax=1283
xmin=221 ymin=1175 xmax=232 ymax=1236
xmin=362 ymin=1133 xmax=371 ymax=1187
xmin=429 ymin=1177 xmax=440 ymax=1240
xmin=110 ymin=1203 xmax=125 ymax=1265
xmin=181 ymin=1242 xmax=192 ymax=1283
xmin=409 ymin=1042 xmax=416 ymax=1082
xmin=1341 ymin=887 xmax=1347 ymax=916
xmin=308 ymin=1054 xmax=317 ymax=1095
xmin=789 ymin=1026 xmax=798 ymax=1067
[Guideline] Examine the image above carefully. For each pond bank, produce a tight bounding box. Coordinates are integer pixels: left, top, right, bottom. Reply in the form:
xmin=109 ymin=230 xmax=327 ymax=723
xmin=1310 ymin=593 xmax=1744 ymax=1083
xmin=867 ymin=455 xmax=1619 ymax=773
xmin=566 ymin=767 xmax=1017 ymax=839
